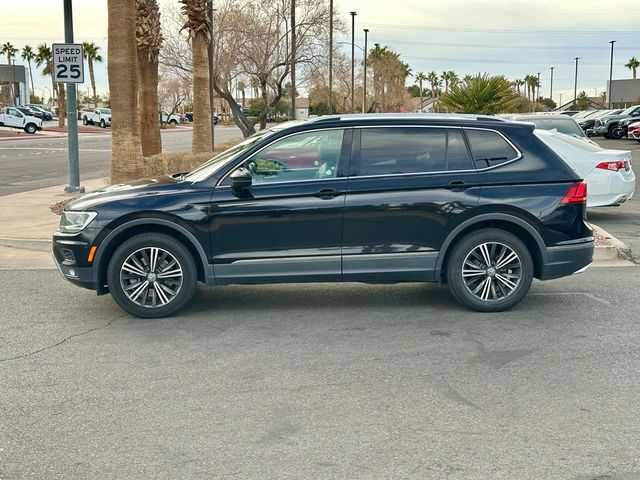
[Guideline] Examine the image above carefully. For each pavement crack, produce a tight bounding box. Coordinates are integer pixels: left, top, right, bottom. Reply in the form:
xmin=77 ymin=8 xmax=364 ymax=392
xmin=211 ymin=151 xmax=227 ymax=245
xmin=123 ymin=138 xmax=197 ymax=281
xmin=0 ymin=315 xmax=124 ymax=363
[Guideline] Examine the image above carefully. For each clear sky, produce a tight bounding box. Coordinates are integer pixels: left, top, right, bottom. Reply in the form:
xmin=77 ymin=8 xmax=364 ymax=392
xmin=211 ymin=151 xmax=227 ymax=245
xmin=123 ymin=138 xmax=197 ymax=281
xmin=3 ymin=0 xmax=639 ymax=106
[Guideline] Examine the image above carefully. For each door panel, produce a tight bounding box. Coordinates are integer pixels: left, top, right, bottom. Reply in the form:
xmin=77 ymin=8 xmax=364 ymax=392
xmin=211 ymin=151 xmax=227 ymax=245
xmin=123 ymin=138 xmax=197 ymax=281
xmin=209 ymin=128 xmax=351 ymax=284
xmin=342 ymin=127 xmax=480 ymax=281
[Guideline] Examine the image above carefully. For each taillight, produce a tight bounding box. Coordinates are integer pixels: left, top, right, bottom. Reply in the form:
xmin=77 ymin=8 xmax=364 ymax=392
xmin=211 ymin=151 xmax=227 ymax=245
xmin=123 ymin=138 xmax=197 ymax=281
xmin=561 ymin=182 xmax=587 ymax=204
xmin=596 ymin=161 xmax=625 ymax=171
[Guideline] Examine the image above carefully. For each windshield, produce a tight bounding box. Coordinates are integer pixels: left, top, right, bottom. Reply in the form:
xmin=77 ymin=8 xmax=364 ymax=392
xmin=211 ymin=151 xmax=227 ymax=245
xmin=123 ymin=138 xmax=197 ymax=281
xmin=621 ymin=106 xmax=639 ymax=115
xmin=100 ymin=108 xmax=111 ymax=114
xmin=522 ymin=117 xmax=585 ymax=138
xmin=572 ymin=110 xmax=596 ymax=119
xmin=184 ymin=129 xmax=276 ymax=182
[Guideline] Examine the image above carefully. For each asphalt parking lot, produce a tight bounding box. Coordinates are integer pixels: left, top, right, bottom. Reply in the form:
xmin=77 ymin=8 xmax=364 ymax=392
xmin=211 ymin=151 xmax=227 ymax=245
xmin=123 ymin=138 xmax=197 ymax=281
xmin=1 ymin=267 xmax=640 ymax=479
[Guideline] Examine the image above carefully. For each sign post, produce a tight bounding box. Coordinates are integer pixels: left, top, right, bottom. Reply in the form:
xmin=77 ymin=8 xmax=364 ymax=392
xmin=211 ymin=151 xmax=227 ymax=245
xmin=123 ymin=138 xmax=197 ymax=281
xmin=54 ymin=0 xmax=85 ymax=194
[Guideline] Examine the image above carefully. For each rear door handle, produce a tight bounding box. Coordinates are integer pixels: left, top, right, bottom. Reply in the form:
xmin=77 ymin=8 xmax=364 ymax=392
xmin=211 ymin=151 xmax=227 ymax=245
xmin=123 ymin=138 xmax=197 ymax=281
xmin=445 ymin=181 xmax=473 ymax=191
xmin=313 ymin=188 xmax=342 ymax=199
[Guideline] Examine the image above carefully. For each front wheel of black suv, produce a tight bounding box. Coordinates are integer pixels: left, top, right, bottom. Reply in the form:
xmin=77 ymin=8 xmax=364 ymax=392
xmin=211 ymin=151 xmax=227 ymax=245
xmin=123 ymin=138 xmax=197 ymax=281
xmin=447 ymin=229 xmax=533 ymax=312
xmin=107 ymin=233 xmax=197 ymax=318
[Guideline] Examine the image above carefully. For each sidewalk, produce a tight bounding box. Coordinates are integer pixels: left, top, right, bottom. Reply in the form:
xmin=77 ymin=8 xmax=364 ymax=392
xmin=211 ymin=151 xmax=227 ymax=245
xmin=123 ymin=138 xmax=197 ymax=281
xmin=0 ymin=179 xmax=107 ymax=268
xmin=0 ymin=179 xmax=634 ymax=269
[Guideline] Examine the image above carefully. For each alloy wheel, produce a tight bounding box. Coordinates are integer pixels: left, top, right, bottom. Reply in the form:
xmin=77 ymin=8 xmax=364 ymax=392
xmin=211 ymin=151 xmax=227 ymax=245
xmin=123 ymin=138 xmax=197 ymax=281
xmin=119 ymin=247 xmax=183 ymax=308
xmin=461 ymin=242 xmax=522 ymax=302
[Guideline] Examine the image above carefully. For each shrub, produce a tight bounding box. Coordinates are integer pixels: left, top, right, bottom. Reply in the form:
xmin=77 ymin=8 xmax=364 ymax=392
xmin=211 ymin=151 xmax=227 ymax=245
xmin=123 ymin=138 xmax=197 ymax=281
xmin=142 ymin=140 xmax=240 ymax=177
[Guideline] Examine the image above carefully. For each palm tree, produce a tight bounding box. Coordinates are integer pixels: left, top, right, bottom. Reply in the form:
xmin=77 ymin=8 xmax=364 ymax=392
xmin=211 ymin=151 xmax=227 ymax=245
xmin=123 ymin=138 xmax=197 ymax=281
xmin=35 ymin=43 xmax=66 ymax=127
xmin=108 ymin=0 xmax=144 ymax=183
xmin=440 ymin=74 xmax=518 ymax=115
xmin=1 ymin=42 xmax=17 ymax=105
xmin=415 ymin=72 xmax=427 ymax=111
xmin=35 ymin=43 xmax=56 ymax=103
xmin=625 ymin=57 xmax=640 ymax=79
xmin=82 ymin=42 xmax=103 ymax=108
xmin=135 ymin=0 xmax=163 ymax=157
xmin=513 ymin=78 xmax=524 ymax=95
xmin=180 ymin=0 xmax=213 ymax=153
xmin=426 ymin=71 xmax=440 ymax=111
xmin=21 ymin=45 xmax=36 ymax=102
xmin=441 ymin=70 xmax=458 ymax=93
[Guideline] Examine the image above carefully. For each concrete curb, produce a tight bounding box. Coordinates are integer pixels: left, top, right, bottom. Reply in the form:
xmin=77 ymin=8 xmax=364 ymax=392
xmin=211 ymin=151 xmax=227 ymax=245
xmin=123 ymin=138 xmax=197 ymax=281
xmin=0 ymin=237 xmax=52 ymax=252
xmin=591 ymin=224 xmax=632 ymax=263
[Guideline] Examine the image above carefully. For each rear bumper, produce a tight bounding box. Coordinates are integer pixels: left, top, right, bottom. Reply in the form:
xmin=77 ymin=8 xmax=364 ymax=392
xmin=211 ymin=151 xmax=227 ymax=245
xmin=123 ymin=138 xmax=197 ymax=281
xmin=540 ymin=239 xmax=595 ymax=280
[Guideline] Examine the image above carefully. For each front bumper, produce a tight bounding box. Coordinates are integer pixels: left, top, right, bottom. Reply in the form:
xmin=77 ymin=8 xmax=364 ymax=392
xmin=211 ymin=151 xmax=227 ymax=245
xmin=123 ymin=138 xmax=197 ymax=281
xmin=539 ymin=239 xmax=595 ymax=280
xmin=52 ymin=234 xmax=97 ymax=290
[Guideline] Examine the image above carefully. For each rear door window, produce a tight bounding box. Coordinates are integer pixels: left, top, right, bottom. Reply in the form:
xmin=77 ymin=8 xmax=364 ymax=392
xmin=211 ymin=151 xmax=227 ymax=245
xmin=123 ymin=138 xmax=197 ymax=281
xmin=464 ymin=129 xmax=519 ymax=168
xmin=356 ymin=127 xmax=473 ymax=176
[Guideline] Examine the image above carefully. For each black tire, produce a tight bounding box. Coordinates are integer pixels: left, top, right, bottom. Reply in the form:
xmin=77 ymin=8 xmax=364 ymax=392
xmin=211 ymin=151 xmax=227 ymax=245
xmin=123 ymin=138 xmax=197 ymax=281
xmin=99 ymin=119 xmax=106 ymax=128
xmin=447 ymin=228 xmax=534 ymax=312
xmin=24 ymin=123 xmax=37 ymax=134
xmin=610 ymin=127 xmax=624 ymax=139
xmin=107 ymin=233 xmax=198 ymax=318
xmin=169 ymin=119 xmax=178 ymax=126
xmin=82 ymin=116 xmax=88 ymax=125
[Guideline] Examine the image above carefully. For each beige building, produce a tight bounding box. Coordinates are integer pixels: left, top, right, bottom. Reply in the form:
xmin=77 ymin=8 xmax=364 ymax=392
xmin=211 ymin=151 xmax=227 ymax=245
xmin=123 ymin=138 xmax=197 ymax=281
xmin=606 ymin=79 xmax=640 ymax=108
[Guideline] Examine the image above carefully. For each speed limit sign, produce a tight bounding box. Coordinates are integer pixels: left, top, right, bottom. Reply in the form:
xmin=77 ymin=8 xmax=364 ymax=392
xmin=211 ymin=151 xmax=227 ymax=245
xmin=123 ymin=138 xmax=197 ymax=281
xmin=52 ymin=43 xmax=84 ymax=84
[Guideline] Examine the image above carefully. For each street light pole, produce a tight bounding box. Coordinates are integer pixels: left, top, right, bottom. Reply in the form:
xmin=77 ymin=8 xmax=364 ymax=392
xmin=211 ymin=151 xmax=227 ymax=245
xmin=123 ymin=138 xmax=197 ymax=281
xmin=208 ymin=3 xmax=216 ymax=149
xmin=362 ymin=28 xmax=368 ymax=114
xmin=63 ymin=0 xmax=83 ymax=193
xmin=574 ymin=57 xmax=580 ymax=107
xmin=549 ymin=66 xmax=554 ymax=105
xmin=608 ymin=40 xmax=616 ymax=109
xmin=290 ymin=0 xmax=296 ymax=120
xmin=328 ymin=0 xmax=333 ymax=115
xmin=535 ymin=72 xmax=540 ymax=111
xmin=350 ymin=11 xmax=356 ymax=113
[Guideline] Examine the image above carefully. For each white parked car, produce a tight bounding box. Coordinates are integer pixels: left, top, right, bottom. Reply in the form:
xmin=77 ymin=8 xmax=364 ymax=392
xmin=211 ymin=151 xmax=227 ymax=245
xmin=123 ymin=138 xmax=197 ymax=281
xmin=0 ymin=106 xmax=43 ymax=134
xmin=160 ymin=110 xmax=181 ymax=126
xmin=81 ymin=108 xmax=111 ymax=128
xmin=535 ymin=129 xmax=635 ymax=207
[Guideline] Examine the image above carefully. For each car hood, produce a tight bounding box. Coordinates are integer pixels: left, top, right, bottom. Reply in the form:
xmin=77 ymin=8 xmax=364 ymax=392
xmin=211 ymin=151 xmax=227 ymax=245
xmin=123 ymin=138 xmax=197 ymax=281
xmin=65 ymin=175 xmax=182 ymax=211
xmin=601 ymin=114 xmax=630 ymax=123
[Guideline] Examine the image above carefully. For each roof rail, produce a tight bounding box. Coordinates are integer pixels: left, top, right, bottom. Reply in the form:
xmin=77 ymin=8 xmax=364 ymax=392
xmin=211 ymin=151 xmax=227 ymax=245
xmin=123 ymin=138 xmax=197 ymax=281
xmin=307 ymin=113 xmax=508 ymax=123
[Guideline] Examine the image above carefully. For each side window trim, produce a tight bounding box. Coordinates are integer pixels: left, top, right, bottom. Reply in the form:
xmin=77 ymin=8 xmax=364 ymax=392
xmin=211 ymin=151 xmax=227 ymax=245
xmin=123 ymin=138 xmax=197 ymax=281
xmin=462 ymin=127 xmax=522 ymax=170
xmin=217 ymin=127 xmax=352 ymax=187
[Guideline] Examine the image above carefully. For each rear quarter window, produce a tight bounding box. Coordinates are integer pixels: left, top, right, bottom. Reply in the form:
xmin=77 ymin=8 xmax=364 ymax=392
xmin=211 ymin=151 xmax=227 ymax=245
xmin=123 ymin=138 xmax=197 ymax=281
xmin=464 ymin=129 xmax=519 ymax=168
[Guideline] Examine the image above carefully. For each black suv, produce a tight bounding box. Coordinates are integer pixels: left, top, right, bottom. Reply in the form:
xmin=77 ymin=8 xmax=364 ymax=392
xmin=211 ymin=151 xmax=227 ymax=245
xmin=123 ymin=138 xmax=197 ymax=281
xmin=53 ymin=114 xmax=594 ymax=317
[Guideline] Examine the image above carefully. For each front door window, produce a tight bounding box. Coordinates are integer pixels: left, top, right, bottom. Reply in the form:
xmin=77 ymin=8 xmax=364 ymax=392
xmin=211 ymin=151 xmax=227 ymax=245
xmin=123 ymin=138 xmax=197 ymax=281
xmin=238 ymin=129 xmax=345 ymax=184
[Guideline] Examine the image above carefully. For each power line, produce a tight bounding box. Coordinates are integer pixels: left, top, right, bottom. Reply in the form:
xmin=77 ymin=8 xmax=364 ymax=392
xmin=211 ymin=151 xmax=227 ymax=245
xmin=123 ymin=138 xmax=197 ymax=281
xmin=343 ymin=37 xmax=640 ymax=51
xmin=367 ymin=23 xmax=639 ymax=35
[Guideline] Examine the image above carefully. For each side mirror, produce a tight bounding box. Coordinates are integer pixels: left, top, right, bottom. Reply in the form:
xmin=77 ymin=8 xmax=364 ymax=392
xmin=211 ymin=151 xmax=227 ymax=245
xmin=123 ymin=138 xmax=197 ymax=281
xmin=230 ymin=167 xmax=252 ymax=190
xmin=585 ymin=128 xmax=596 ymax=137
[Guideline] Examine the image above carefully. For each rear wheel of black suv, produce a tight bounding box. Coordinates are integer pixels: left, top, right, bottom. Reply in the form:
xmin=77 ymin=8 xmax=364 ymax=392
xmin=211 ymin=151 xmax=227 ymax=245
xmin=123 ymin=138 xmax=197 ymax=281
xmin=447 ymin=229 xmax=533 ymax=312
xmin=107 ymin=233 xmax=197 ymax=318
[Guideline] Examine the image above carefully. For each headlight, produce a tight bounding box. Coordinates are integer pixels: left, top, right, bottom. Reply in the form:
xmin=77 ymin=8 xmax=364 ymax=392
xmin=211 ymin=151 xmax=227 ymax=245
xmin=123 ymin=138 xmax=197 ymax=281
xmin=59 ymin=211 xmax=97 ymax=233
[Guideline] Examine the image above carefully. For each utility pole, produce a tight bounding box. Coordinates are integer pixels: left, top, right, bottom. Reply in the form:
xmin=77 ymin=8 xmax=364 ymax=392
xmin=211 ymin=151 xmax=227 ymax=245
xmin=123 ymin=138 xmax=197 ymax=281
xmin=574 ymin=57 xmax=580 ymax=107
xmin=608 ymin=40 xmax=616 ymax=109
xmin=350 ymin=11 xmax=356 ymax=113
xmin=208 ymin=2 xmax=215 ymax=149
xmin=328 ymin=0 xmax=333 ymax=115
xmin=362 ymin=28 xmax=368 ymax=114
xmin=63 ymin=0 xmax=83 ymax=193
xmin=549 ymin=66 xmax=554 ymax=105
xmin=290 ymin=0 xmax=296 ymax=120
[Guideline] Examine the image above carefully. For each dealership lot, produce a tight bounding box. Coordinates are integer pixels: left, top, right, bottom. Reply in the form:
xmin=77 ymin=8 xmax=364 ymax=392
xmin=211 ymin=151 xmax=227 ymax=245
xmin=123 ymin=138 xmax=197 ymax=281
xmin=1 ymin=134 xmax=640 ymax=479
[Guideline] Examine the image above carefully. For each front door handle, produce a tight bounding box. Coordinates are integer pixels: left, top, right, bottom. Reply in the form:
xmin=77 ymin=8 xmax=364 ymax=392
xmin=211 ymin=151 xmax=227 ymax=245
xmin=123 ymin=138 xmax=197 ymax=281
xmin=445 ymin=181 xmax=473 ymax=191
xmin=313 ymin=188 xmax=342 ymax=199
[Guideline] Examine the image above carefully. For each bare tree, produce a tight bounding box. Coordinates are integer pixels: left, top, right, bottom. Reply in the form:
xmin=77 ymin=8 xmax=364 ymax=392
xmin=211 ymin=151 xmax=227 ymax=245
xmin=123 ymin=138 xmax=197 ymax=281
xmin=160 ymin=0 xmax=331 ymax=138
